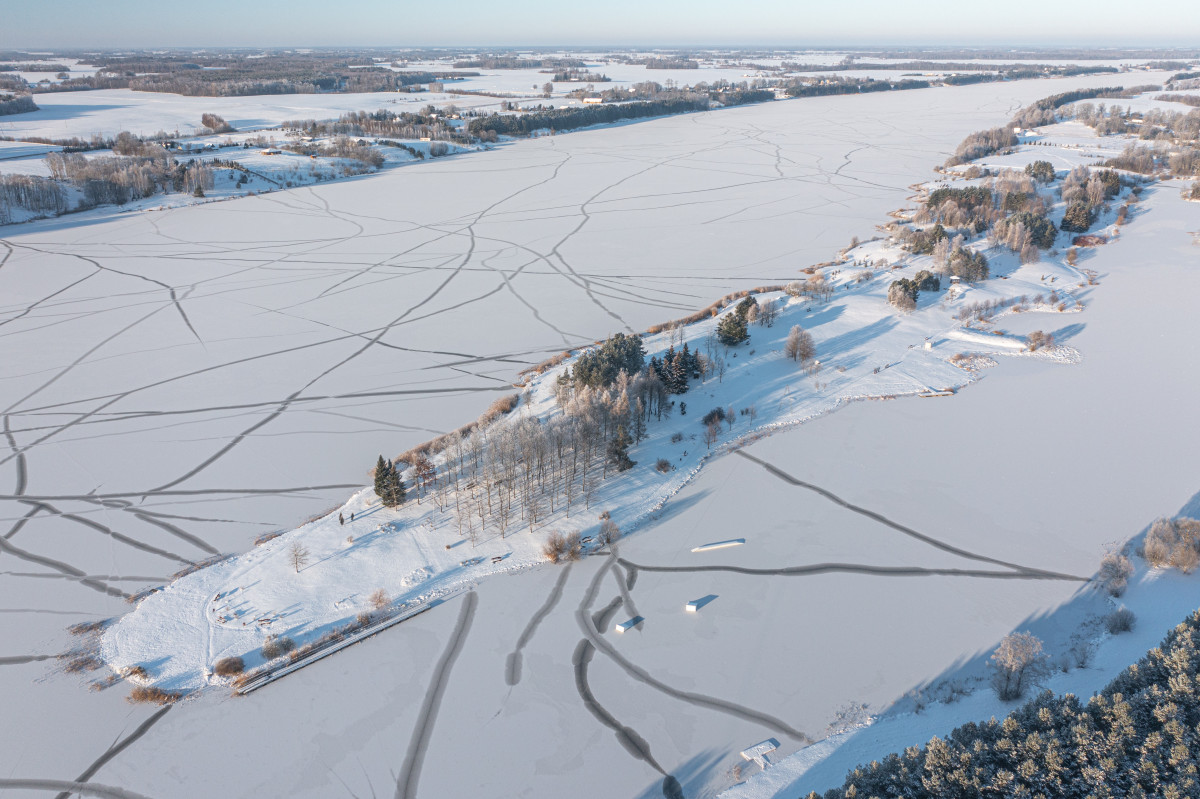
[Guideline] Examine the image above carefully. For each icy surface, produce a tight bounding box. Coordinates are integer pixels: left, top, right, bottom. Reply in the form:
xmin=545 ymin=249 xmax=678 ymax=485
xmin=1 ymin=75 xmax=1198 ymax=799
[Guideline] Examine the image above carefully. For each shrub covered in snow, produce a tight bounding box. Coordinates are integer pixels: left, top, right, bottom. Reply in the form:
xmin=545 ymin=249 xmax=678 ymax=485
xmin=1143 ymin=516 xmax=1200 ymax=572
xmin=1098 ymin=551 xmax=1134 ymax=597
xmin=1107 ymin=607 xmax=1136 ymax=635
xmin=213 ymin=656 xmax=244 ymax=676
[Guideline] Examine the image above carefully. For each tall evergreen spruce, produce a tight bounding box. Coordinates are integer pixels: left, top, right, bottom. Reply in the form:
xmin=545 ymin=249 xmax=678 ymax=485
xmin=374 ymin=455 xmax=390 ymax=500
xmin=717 ymin=311 xmax=749 ymax=346
xmin=374 ymin=455 xmax=406 ymax=507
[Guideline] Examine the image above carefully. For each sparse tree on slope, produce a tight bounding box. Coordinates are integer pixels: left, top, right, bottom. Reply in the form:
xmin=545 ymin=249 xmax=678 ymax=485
xmin=785 ymin=325 xmax=816 ymax=369
xmin=288 ymin=541 xmax=309 ymax=573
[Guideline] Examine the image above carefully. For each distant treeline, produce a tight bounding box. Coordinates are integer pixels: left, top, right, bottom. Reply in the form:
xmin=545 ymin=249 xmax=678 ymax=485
xmin=452 ymin=57 xmax=586 ymax=70
xmin=783 ymin=77 xmax=930 ymax=98
xmin=0 ymin=63 xmax=72 ymax=72
xmin=7 ymin=52 xmax=443 ymax=96
xmin=551 ymin=70 xmax=611 ymax=83
xmin=125 ymin=69 xmax=436 ymax=97
xmin=783 ymin=61 xmax=1120 ymax=77
xmin=0 ymin=93 xmax=37 ymax=115
xmin=850 ymin=47 xmax=1200 ymax=60
xmin=467 ymin=97 xmax=710 ymax=137
xmin=1161 ymin=94 xmax=1200 ymax=107
xmin=644 ymin=58 xmax=699 ymax=69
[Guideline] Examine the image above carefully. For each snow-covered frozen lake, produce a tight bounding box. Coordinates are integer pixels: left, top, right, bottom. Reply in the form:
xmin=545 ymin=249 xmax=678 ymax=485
xmin=2 ymin=71 xmax=1197 ymax=799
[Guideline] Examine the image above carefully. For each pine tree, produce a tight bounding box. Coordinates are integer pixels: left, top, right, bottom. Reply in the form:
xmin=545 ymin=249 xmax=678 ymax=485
xmin=374 ymin=455 xmax=406 ymax=507
xmin=717 ymin=312 xmax=749 ymax=346
xmin=374 ymin=455 xmax=391 ymax=500
xmin=681 ymin=343 xmax=698 ymax=379
xmin=669 ymin=350 xmax=689 ymax=394
xmin=606 ymin=425 xmax=635 ymax=472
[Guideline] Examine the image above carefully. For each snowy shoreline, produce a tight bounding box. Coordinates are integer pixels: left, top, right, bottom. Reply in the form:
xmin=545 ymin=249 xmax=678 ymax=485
xmin=99 ymin=150 xmax=1119 ymax=695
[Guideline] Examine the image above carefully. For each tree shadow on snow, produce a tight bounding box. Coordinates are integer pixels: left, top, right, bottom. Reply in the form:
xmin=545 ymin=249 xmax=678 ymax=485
xmin=1049 ymin=322 xmax=1086 ymax=342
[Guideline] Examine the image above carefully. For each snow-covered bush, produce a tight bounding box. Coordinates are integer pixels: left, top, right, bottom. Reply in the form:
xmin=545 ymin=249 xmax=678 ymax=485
xmin=542 ymin=531 xmax=581 ymax=563
xmin=213 ymin=656 xmax=244 ymax=676
xmin=1098 ymin=551 xmax=1134 ymax=597
xmin=1025 ymin=330 xmax=1054 ymax=351
xmin=1107 ymin=607 xmax=1136 ymax=635
xmin=261 ymin=635 xmax=296 ymax=660
xmin=1143 ymin=516 xmax=1200 ymax=572
xmin=991 ymin=631 xmax=1047 ymax=701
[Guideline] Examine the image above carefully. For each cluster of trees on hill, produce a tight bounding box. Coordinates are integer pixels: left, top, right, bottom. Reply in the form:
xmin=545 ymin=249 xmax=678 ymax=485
xmin=282 ymin=108 xmax=469 ymax=144
xmin=46 ymin=151 xmax=213 ymax=205
xmin=283 ymin=137 xmax=385 ymax=168
xmin=0 ymin=175 xmax=68 ymax=224
xmin=717 ymin=296 xmax=758 ymax=345
xmin=567 ymin=79 xmax=771 ymax=109
xmin=944 ymin=87 xmax=1157 ymax=167
xmin=648 ymin=342 xmax=703 ymax=392
xmin=0 ymin=93 xmax=37 ymax=115
xmin=1056 ymin=165 xmax=1123 ymax=232
xmin=379 ymin=356 xmax=683 ymax=541
xmin=946 ymin=127 xmax=1018 ymax=166
xmin=910 ymin=152 xmax=1129 ymax=270
xmin=200 ymin=113 xmax=234 ymax=134
xmin=1009 ymin=86 xmax=1150 ymax=128
xmin=808 ymin=606 xmax=1200 ymax=799
xmin=467 ymin=97 xmax=710 ymax=137
xmin=888 ymin=270 xmax=943 ymax=311
xmin=1 ymin=147 xmax=219 ymax=221
xmin=564 ymin=333 xmax=645 ymax=389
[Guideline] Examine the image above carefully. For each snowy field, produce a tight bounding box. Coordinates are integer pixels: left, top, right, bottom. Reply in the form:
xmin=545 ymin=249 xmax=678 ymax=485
xmin=1 ymin=72 xmax=1198 ymax=799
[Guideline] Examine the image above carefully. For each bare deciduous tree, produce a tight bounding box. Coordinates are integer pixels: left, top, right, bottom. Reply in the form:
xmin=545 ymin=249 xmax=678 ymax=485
xmin=784 ymin=325 xmax=816 ymax=365
xmin=288 ymin=541 xmax=309 ymax=573
xmin=598 ymin=518 xmax=621 ymax=546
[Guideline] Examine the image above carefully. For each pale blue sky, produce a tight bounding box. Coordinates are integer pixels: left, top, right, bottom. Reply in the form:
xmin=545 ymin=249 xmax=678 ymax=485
xmin=2 ymin=0 xmax=1198 ymax=49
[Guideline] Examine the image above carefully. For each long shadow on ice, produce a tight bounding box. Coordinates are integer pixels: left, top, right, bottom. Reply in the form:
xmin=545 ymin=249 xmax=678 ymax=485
xmin=1049 ymin=322 xmax=1086 ymax=342
xmin=633 ymin=748 xmax=727 ymax=799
